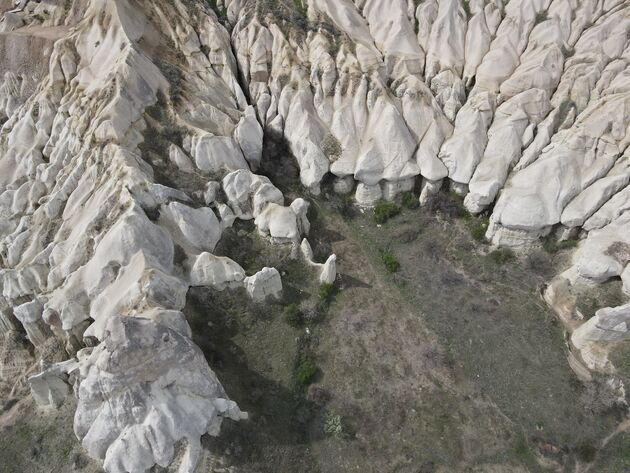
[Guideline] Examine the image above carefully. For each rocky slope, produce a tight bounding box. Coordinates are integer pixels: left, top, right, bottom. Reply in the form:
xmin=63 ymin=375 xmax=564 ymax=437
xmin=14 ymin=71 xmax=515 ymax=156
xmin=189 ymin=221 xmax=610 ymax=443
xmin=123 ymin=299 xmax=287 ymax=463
xmin=0 ymin=0 xmax=628 ymax=471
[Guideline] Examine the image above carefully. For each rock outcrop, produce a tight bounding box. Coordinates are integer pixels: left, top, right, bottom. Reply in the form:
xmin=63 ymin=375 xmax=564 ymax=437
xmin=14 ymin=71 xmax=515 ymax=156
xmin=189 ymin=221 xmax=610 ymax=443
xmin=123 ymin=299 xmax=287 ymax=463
xmin=0 ymin=0 xmax=629 ymax=470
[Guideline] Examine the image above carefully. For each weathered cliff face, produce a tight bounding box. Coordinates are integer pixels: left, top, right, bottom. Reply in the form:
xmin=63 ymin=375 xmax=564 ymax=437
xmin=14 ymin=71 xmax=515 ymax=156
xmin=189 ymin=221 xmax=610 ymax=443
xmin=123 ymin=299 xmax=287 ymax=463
xmin=222 ymin=0 xmax=630 ymax=371
xmin=0 ymin=0 xmax=628 ymax=471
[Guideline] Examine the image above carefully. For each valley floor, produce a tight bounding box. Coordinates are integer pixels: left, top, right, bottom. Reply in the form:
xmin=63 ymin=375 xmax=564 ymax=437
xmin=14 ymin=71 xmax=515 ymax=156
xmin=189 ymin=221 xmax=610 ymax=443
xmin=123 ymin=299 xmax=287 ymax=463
xmin=1 ymin=195 xmax=629 ymax=473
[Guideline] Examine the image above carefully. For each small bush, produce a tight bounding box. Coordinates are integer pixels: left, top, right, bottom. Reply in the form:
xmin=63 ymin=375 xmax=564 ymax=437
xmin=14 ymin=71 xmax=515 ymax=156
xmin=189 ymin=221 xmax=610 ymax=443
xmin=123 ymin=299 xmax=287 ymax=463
xmin=401 ymin=191 xmax=419 ymax=209
xmin=373 ymin=200 xmax=400 ymax=224
xmin=575 ymin=442 xmax=597 ymax=463
xmin=470 ymin=218 xmax=489 ymax=242
xmin=293 ymin=0 xmax=308 ymax=19
xmin=323 ymin=412 xmax=343 ymax=438
xmin=542 ymin=236 xmax=579 ymax=254
xmin=381 ymin=249 xmax=400 ymax=273
xmin=284 ymin=303 xmax=303 ymax=327
xmin=319 ymin=283 xmax=336 ymax=304
xmin=461 ymin=0 xmax=471 ymax=18
xmin=425 ymin=192 xmax=470 ymax=219
xmin=296 ymin=356 xmax=318 ymax=385
xmin=488 ymin=248 xmax=515 ymax=265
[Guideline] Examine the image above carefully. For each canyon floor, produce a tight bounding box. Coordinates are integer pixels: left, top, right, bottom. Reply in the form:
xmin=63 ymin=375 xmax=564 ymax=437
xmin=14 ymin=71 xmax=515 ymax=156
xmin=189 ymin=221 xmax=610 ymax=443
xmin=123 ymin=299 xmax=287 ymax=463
xmin=3 ymin=189 xmax=629 ymax=473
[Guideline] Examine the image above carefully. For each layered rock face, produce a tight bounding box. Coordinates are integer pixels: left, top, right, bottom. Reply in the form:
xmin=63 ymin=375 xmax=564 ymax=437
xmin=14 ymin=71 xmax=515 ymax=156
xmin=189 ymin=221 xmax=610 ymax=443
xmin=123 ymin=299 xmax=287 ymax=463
xmin=0 ymin=0 xmax=629 ymax=471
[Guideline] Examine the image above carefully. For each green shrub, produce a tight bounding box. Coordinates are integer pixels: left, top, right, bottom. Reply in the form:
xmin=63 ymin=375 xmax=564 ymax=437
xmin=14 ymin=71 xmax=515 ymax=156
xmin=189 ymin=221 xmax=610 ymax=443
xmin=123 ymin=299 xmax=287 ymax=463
xmin=319 ymin=283 xmax=336 ymax=304
xmin=425 ymin=192 xmax=470 ymax=219
xmin=488 ymin=248 xmax=516 ymax=265
xmin=461 ymin=0 xmax=471 ymax=18
xmin=373 ymin=200 xmax=400 ymax=224
xmin=323 ymin=412 xmax=343 ymax=438
xmin=284 ymin=303 xmax=303 ymax=327
xmin=296 ymin=356 xmax=318 ymax=385
xmin=542 ymin=236 xmax=579 ymax=254
xmin=381 ymin=249 xmax=400 ymax=273
xmin=293 ymin=0 xmax=308 ymax=19
xmin=575 ymin=442 xmax=597 ymax=463
xmin=401 ymin=191 xmax=418 ymax=209
xmin=470 ymin=218 xmax=489 ymax=242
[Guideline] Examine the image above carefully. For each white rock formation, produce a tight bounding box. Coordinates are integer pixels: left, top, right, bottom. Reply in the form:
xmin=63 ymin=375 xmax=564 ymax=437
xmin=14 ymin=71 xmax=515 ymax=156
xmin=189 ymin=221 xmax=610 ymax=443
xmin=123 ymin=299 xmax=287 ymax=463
xmin=28 ymin=359 xmax=77 ymax=408
xmin=74 ymin=316 xmax=246 ymax=473
xmin=190 ymin=252 xmax=245 ymax=290
xmin=243 ymin=267 xmax=282 ymax=301
xmin=300 ymin=238 xmax=337 ymax=284
xmin=1 ymin=0 xmax=629 ymax=469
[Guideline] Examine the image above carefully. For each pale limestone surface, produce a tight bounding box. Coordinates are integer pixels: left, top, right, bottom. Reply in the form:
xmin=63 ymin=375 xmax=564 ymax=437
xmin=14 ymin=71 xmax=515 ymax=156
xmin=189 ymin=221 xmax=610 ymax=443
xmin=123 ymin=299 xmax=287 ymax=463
xmin=0 ymin=0 xmax=629 ymax=470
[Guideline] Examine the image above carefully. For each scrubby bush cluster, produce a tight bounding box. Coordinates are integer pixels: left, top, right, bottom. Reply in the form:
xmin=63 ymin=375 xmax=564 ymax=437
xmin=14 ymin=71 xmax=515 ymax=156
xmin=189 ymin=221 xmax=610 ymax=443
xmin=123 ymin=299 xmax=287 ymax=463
xmin=487 ymin=248 xmax=515 ymax=264
xmin=469 ymin=218 xmax=489 ymax=242
xmin=381 ymin=249 xmax=400 ymax=273
xmin=319 ymin=283 xmax=336 ymax=305
xmin=401 ymin=191 xmax=419 ymax=209
xmin=284 ymin=303 xmax=303 ymax=327
xmin=373 ymin=200 xmax=400 ymax=224
xmin=296 ymin=356 xmax=318 ymax=385
xmin=323 ymin=412 xmax=344 ymax=438
xmin=541 ymin=236 xmax=579 ymax=254
xmin=425 ymin=192 xmax=470 ymax=219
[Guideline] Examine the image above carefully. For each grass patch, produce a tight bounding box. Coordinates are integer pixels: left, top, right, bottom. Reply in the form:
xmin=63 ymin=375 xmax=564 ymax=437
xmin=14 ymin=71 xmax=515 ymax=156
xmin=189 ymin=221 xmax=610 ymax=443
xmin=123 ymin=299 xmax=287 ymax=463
xmin=284 ymin=303 xmax=303 ymax=327
xmin=487 ymin=248 xmax=516 ymax=265
xmin=380 ymin=249 xmax=400 ymax=273
xmin=401 ymin=191 xmax=419 ymax=209
xmin=469 ymin=217 xmax=489 ymax=242
xmin=318 ymin=283 xmax=336 ymax=305
xmin=461 ymin=0 xmax=471 ymax=18
xmin=574 ymin=280 xmax=626 ymax=319
xmin=373 ymin=200 xmax=400 ymax=224
xmin=542 ymin=236 xmax=579 ymax=254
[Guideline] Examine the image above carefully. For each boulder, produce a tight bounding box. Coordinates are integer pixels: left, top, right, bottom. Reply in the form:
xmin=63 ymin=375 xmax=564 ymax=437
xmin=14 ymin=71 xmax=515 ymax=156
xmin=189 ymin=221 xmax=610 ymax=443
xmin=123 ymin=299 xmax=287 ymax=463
xmin=243 ymin=267 xmax=282 ymax=301
xmin=319 ymin=254 xmax=337 ymax=284
xmin=74 ymin=316 xmax=246 ymax=473
xmin=159 ymin=202 xmax=222 ymax=253
xmin=190 ymin=253 xmax=245 ymax=290
xmin=28 ymin=359 xmax=78 ymax=408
